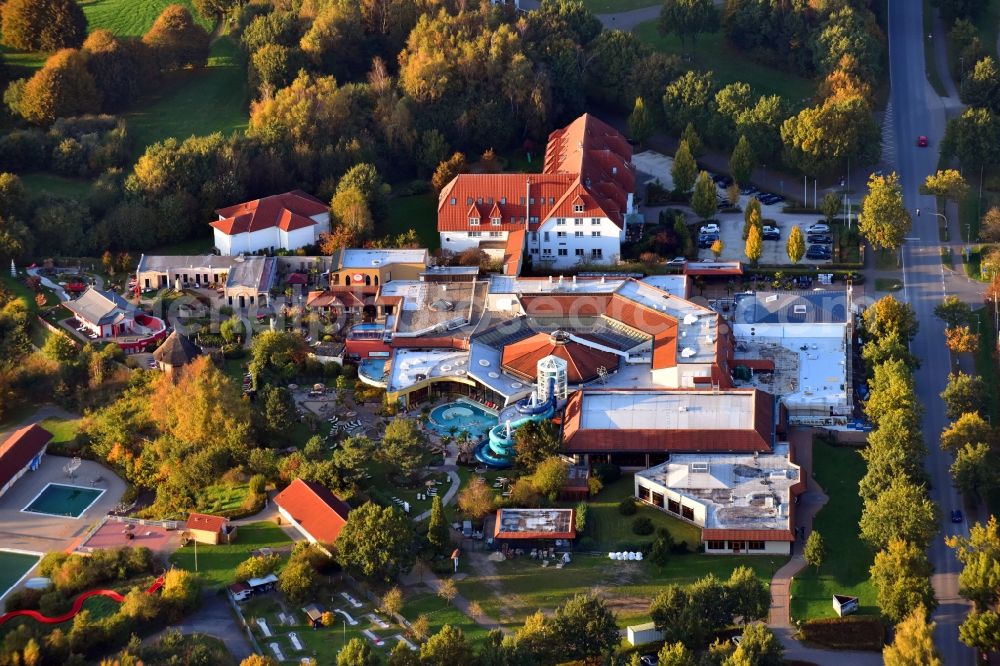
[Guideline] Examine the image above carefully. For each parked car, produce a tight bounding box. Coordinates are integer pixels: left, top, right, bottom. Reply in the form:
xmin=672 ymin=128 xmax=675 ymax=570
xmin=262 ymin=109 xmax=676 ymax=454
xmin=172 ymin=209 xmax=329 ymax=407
xmin=806 ymin=223 xmax=830 ymax=234
xmin=700 ymin=223 xmax=720 ymax=234
xmin=806 ymin=245 xmax=832 ymax=260
xmin=857 ymin=384 xmax=870 ymax=401
xmin=698 ymin=233 xmax=719 ymax=248
xmin=762 ymin=225 xmax=780 ymax=240
xmin=740 ymin=185 xmax=758 ymax=195
xmin=713 ymin=174 xmax=733 ymax=188
xmin=639 ymin=656 xmax=659 ymax=666
xmin=807 ymin=234 xmax=833 ymax=244
xmin=952 ymin=509 xmax=964 ymax=523
xmin=667 ymin=257 xmax=687 ymax=265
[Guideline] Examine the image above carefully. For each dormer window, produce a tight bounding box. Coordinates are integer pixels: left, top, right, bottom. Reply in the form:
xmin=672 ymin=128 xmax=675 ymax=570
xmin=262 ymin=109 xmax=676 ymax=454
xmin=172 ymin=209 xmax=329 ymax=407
xmin=500 ymin=197 xmax=506 ymax=205
xmin=469 ymin=217 xmax=480 ymax=226
xmin=574 ymin=203 xmax=584 ymax=213
xmin=491 ymin=217 xmax=501 ymax=226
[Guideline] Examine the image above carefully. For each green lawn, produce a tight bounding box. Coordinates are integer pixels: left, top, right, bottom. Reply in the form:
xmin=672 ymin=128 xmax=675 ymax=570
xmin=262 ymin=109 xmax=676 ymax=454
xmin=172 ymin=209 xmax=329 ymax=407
xmin=581 ymin=476 xmax=702 ymax=551
xmin=79 ymin=0 xmax=212 ymax=36
xmin=39 ymin=417 xmax=81 ymax=443
xmin=633 ymin=22 xmax=816 ymax=102
xmin=790 ymin=438 xmax=877 ymax=621
xmin=0 ymin=45 xmax=48 ymax=77
xmin=20 ymin=173 xmax=95 ymax=200
xmin=384 ymin=193 xmax=438 ymax=249
xmin=458 ymin=551 xmax=774 ymax=629
xmin=873 ymin=278 xmax=902 ymax=292
xmin=169 ymin=521 xmax=292 ymax=589
xmin=402 ymin=591 xmax=492 ymax=647
xmin=125 ymin=36 xmax=248 ymax=156
xmin=195 ymin=482 xmax=252 ymax=516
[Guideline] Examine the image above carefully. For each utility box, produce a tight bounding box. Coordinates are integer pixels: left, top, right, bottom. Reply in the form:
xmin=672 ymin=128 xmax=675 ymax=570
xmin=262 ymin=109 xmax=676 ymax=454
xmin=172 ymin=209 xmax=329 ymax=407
xmin=833 ymin=594 xmax=859 ymax=617
xmin=626 ymin=622 xmax=665 ymax=647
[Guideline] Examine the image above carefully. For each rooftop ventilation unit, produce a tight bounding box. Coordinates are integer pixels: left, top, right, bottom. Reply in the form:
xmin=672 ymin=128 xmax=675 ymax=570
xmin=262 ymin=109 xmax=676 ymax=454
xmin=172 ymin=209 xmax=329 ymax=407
xmin=765 ymin=294 xmax=778 ymax=303
xmin=681 ymin=347 xmax=696 ymax=358
xmin=683 ymin=314 xmax=698 ymax=325
xmin=690 ymin=462 xmax=709 ymax=473
xmin=793 ymin=305 xmax=807 ymax=314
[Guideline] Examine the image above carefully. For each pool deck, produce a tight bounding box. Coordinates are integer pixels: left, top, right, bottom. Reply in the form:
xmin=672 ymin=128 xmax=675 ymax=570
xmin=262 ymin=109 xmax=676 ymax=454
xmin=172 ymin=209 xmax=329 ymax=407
xmin=0 ymin=455 xmax=125 ymax=556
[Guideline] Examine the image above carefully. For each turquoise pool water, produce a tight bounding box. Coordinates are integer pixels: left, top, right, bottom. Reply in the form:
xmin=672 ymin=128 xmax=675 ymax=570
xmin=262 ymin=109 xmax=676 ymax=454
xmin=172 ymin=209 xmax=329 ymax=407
xmin=359 ymin=358 xmax=388 ymax=382
xmin=428 ymin=400 xmax=498 ymax=438
xmin=23 ymin=483 xmax=104 ymax=518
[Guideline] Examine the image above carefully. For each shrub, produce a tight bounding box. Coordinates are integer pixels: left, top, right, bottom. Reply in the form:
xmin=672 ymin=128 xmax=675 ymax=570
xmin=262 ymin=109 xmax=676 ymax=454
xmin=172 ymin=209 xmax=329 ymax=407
xmin=593 ymin=463 xmax=621 ymax=484
xmin=575 ymin=502 xmax=588 ymax=535
xmin=618 ymin=496 xmax=637 ymax=516
xmin=632 ymin=516 xmax=654 ymax=535
xmin=4 ymin=588 xmax=43 ymax=612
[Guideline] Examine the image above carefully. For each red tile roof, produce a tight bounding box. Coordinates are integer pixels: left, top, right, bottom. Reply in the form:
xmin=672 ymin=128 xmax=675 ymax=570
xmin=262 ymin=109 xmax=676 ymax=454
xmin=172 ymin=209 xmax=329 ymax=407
xmin=561 ymin=389 xmax=774 ymax=454
xmin=437 ymin=114 xmax=634 ymax=233
xmin=306 ymin=287 xmax=373 ymax=309
xmin=503 ymin=228 xmax=525 ymax=276
xmin=274 ymin=478 xmax=351 ymax=545
xmin=186 ymin=512 xmax=226 ymax=534
xmin=0 ymin=424 xmax=52 ymax=490
xmin=501 ymin=332 xmax=619 ymax=384
xmin=212 ymin=190 xmax=327 ymax=236
xmin=702 ymin=529 xmax=794 ymax=542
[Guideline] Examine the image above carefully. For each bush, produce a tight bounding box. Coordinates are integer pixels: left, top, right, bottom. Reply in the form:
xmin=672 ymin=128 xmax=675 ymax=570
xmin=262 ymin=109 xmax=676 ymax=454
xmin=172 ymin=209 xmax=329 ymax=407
xmin=618 ymin=496 xmax=637 ymax=516
xmin=575 ymin=502 xmax=588 ymax=535
xmin=576 ymin=536 xmax=596 ymax=551
xmin=632 ymin=516 xmax=654 ymax=535
xmin=4 ymin=588 xmax=43 ymax=612
xmin=799 ymin=617 xmax=885 ymax=651
xmin=592 ymin=463 xmax=621 ymax=485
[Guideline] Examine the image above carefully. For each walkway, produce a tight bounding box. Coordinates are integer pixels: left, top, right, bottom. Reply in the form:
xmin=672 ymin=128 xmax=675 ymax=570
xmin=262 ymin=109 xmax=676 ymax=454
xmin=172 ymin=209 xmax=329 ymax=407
xmin=413 ymin=438 xmax=462 ymax=522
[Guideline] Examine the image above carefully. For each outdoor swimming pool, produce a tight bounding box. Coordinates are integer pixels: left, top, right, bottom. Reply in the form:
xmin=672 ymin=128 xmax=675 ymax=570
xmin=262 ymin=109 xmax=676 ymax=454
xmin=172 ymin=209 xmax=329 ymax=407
xmin=428 ymin=399 xmax=499 ymax=438
xmin=0 ymin=550 xmax=40 ymax=600
xmin=358 ymin=358 xmax=388 ymax=383
xmin=349 ymin=323 xmax=384 ymax=340
xmin=22 ymin=483 xmax=105 ymax=518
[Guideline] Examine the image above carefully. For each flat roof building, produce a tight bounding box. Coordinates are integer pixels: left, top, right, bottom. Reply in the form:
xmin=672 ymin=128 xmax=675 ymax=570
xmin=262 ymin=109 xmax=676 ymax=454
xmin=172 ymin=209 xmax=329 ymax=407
xmin=493 ymin=508 xmax=576 ymax=544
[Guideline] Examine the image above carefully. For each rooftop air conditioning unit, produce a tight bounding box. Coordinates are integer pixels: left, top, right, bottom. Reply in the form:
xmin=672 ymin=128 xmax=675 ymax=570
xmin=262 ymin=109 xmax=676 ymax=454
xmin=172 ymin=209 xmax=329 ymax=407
xmin=690 ymin=462 xmax=709 ymax=473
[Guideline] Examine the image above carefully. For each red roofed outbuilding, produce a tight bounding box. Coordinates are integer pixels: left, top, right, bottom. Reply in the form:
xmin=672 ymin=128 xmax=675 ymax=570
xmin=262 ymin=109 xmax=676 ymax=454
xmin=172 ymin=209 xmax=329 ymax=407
xmin=212 ymin=190 xmax=330 ymax=256
xmin=274 ymin=478 xmax=351 ymax=555
xmin=0 ymin=424 xmax=52 ymax=498
xmin=185 ymin=512 xmax=235 ymax=545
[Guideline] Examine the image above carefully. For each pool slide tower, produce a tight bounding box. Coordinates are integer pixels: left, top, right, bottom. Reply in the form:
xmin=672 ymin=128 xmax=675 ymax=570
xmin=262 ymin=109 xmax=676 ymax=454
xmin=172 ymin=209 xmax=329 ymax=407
xmin=474 ymin=355 xmax=567 ymax=468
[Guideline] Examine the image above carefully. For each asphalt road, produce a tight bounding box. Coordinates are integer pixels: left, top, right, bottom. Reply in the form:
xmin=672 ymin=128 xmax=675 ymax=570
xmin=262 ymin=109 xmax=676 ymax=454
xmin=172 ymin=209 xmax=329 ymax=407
xmin=887 ymin=2 xmax=974 ymax=663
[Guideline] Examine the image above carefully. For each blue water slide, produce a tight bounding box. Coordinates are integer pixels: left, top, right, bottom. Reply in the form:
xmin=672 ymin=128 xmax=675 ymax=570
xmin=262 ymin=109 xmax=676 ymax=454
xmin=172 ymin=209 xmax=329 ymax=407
xmin=473 ymin=380 xmax=557 ymax=468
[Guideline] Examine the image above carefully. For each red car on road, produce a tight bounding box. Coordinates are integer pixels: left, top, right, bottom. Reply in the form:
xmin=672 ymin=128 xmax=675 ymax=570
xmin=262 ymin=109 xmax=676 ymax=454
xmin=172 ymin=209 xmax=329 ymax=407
xmin=917 ymin=135 xmax=929 ymax=147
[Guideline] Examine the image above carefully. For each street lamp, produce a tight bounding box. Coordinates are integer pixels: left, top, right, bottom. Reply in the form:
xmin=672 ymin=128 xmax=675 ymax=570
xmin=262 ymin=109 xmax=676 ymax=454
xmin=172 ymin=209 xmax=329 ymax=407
xmin=915 ymin=208 xmax=952 ymax=239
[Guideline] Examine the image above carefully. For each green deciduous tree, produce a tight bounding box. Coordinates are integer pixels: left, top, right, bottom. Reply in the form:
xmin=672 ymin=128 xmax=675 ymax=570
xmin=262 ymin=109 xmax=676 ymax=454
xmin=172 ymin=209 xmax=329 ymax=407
xmin=935 ymin=295 xmax=973 ymax=327
xmin=427 ymin=495 xmax=450 ymax=555
xmin=781 ymin=95 xmax=880 ymax=176
xmin=884 ymin=605 xmax=941 ymax=666
xmin=0 ymin=0 xmax=86 ymax=51
xmin=457 ymin=477 xmax=495 ymax=522
xmin=951 ymin=442 xmax=1000 ymax=502
xmin=547 ymin=593 xmax=620 ymax=661
xmin=533 ymin=456 xmax=568 ymax=501
xmin=804 ymin=531 xmax=825 ymax=570
xmin=338 ymin=637 xmax=377 ymax=666
xmin=821 ymin=192 xmax=841 ymax=222
xmin=379 ymin=417 xmax=426 ymax=480
xmin=961 ymin=55 xmax=1000 ymax=109
xmin=870 ymin=538 xmax=937 ymax=623
xmin=729 ymin=623 xmax=784 ymax=666
xmin=420 ymin=625 xmax=475 ymax=666
xmin=860 ymin=478 xmax=939 ymax=550
xmin=941 ymin=412 xmax=994 ymax=452
xmin=921 ymin=169 xmax=970 ymax=206
xmin=960 ymin=609 xmax=1000 ymax=653
xmin=671 ymin=140 xmax=697 ymax=194
xmin=942 ymin=107 xmax=1000 ymax=168
xmin=657 ymin=0 xmax=719 ymax=49
xmin=858 ymin=172 xmax=911 ymax=251
xmin=657 ymin=642 xmax=696 ymax=666
xmin=941 ymin=372 xmax=987 ymax=420
xmin=628 ymin=96 xmax=655 ymax=146
xmin=691 ymin=170 xmax=717 ymax=220
xmin=863 ymin=295 xmax=919 ymax=342
xmin=278 ymin=557 xmax=316 ymax=604
xmin=786 ymin=225 xmax=805 ymax=264
xmin=513 ymin=419 xmax=561 ymax=472
xmin=662 ymin=70 xmax=715 ymax=134
xmin=335 ymin=502 xmax=415 ymax=581
xmin=729 ymin=135 xmax=754 ymax=187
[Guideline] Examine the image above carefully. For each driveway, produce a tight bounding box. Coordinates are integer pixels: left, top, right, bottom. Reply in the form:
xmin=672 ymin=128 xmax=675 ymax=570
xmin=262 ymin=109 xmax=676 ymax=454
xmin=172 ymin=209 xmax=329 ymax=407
xmin=147 ymin=592 xmax=254 ymax=662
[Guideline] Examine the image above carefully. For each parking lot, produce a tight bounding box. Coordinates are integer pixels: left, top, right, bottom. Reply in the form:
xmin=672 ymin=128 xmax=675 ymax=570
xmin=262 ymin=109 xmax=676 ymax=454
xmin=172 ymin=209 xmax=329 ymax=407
xmin=694 ymin=208 xmax=834 ymax=265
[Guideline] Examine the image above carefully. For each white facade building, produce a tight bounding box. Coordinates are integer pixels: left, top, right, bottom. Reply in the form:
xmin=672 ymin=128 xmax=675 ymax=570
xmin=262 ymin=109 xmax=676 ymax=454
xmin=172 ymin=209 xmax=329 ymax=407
xmin=211 ymin=190 xmax=330 ymax=256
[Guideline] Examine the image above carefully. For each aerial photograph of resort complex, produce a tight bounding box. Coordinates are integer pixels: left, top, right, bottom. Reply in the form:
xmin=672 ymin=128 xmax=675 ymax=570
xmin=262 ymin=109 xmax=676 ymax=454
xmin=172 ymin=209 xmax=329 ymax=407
xmin=2 ymin=0 xmax=1000 ymax=663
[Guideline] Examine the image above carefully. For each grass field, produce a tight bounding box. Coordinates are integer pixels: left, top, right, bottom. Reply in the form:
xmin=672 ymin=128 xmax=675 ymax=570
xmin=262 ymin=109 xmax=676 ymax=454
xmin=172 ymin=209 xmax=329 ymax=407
xmin=402 ymin=591 xmax=492 ymax=647
xmin=873 ymin=277 xmax=902 ymax=292
xmin=633 ymin=22 xmax=815 ymax=103
xmin=458 ymin=551 xmax=774 ymax=630
xmin=126 ymin=36 xmax=248 ymax=155
xmin=790 ymin=438 xmax=877 ymax=621
xmin=384 ymin=194 xmax=438 ymax=249
xmin=0 ymin=45 xmax=47 ymax=77
xmin=20 ymin=173 xmax=95 ymax=200
xmin=80 ymin=0 xmax=212 ymax=36
xmin=582 ymin=0 xmax=658 ymax=13
xmin=169 ymin=521 xmax=292 ymax=589
xmin=580 ymin=476 xmax=702 ymax=551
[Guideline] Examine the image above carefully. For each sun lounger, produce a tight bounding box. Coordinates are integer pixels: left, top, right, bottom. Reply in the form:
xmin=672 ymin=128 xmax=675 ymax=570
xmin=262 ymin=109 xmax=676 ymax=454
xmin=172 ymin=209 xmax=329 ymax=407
xmin=394 ymin=635 xmax=418 ymax=651
xmin=289 ymin=632 xmax=303 ymax=651
xmin=269 ymin=643 xmax=284 ymax=661
xmin=362 ymin=629 xmax=384 ymax=647
xmin=256 ymin=618 xmax=272 ymax=637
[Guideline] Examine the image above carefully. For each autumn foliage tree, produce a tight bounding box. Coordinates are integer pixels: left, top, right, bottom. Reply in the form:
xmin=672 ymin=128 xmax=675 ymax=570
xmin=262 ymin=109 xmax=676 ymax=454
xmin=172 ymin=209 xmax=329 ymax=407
xmin=432 ymin=152 xmax=467 ymax=192
xmin=0 ymin=0 xmax=86 ymax=51
xmin=11 ymin=49 xmax=101 ymax=124
xmin=142 ymin=5 xmax=210 ymax=72
xmin=945 ymin=325 xmax=979 ymax=353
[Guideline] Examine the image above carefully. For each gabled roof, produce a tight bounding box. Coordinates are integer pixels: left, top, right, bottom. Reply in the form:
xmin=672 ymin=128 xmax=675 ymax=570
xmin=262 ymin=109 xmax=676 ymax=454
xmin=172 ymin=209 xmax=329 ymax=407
xmin=306 ymin=288 xmax=373 ymax=309
xmin=185 ymin=512 xmax=226 ymax=534
xmin=153 ymin=331 xmax=202 ymax=367
xmin=212 ymin=190 xmax=327 ymax=236
xmin=62 ymin=287 xmax=133 ymax=326
xmin=274 ymin=478 xmax=351 ymax=545
xmin=0 ymin=424 xmax=52 ymax=490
